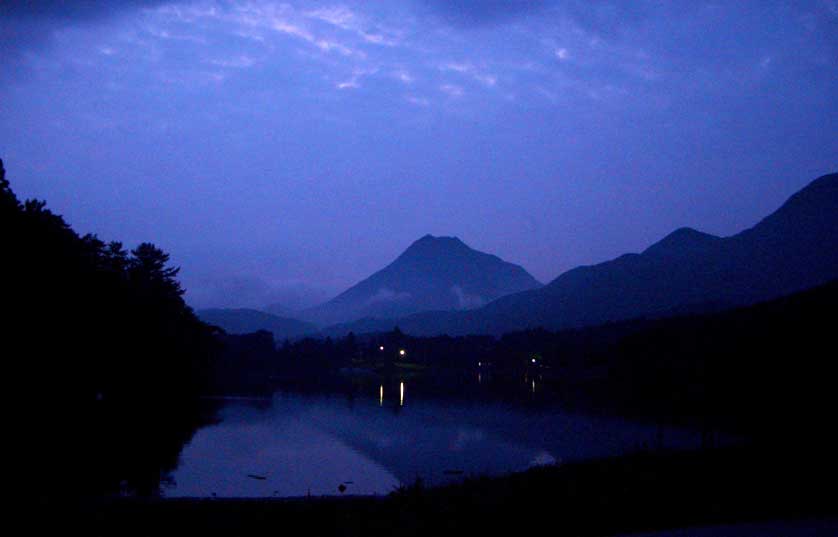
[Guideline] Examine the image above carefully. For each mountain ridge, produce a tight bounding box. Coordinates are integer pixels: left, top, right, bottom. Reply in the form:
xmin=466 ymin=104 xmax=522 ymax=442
xmin=325 ymin=172 xmax=838 ymax=337
xmin=198 ymin=308 xmax=317 ymax=341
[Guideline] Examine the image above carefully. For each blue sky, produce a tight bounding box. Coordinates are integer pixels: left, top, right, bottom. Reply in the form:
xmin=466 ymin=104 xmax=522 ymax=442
xmin=1 ymin=1 xmax=836 ymax=309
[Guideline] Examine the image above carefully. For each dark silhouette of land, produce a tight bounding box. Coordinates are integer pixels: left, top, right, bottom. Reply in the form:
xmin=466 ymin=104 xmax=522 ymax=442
xmin=2 ymin=159 xmax=221 ymax=497
xmin=198 ymin=307 xmax=317 ymax=340
xmin=244 ymin=278 xmax=838 ymax=449
xmin=302 ymin=234 xmax=542 ymax=326
xmin=189 ymin=173 xmax=838 ymax=345
xmin=37 ymin=447 xmax=838 ymax=536
xmin=327 ymin=172 xmax=838 ymax=336
xmin=5 ymin=157 xmax=838 ymax=535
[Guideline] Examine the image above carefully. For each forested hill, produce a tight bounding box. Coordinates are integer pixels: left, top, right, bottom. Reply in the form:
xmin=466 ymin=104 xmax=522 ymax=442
xmin=1 ymin=159 xmax=220 ymax=497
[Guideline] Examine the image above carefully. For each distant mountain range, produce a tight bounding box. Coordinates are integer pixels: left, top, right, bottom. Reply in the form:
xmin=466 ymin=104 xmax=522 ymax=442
xmin=301 ymin=235 xmax=542 ymax=326
xmin=197 ymin=308 xmax=317 ymax=340
xmin=327 ymin=172 xmax=838 ymax=336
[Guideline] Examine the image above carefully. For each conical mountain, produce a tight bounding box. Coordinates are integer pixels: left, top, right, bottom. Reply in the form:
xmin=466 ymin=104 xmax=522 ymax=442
xmin=303 ymin=235 xmax=541 ymax=326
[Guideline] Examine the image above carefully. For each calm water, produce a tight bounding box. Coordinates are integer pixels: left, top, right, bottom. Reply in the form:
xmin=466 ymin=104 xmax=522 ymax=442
xmin=166 ymin=385 xmax=702 ymax=498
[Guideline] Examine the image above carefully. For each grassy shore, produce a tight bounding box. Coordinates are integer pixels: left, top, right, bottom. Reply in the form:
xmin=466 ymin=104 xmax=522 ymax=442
xmin=33 ymin=445 xmax=838 ymax=536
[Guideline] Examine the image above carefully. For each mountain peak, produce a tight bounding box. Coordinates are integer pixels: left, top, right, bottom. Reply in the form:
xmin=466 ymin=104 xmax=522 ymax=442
xmin=402 ymin=234 xmax=470 ymax=258
xmin=767 ymin=172 xmax=837 ymax=219
xmin=743 ymin=172 xmax=837 ymax=238
xmin=304 ymin=234 xmax=541 ymax=325
xmin=643 ymin=227 xmax=721 ymax=258
xmin=412 ymin=234 xmax=465 ymax=246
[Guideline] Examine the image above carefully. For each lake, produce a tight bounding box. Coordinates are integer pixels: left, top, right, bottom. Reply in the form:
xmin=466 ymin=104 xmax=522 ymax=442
xmin=165 ymin=382 xmax=703 ymax=498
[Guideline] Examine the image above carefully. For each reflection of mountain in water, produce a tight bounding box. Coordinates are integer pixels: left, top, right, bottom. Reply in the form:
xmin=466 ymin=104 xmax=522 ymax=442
xmin=307 ymin=394 xmax=700 ymax=487
xmin=307 ymin=398 xmax=554 ymax=486
xmin=170 ymin=392 xmax=704 ymax=497
xmin=167 ymin=399 xmax=400 ymax=498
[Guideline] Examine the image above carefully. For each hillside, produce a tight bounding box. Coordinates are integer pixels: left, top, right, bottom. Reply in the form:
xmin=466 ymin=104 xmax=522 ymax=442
xmin=303 ymin=235 xmax=541 ymax=326
xmin=198 ymin=308 xmax=316 ymax=340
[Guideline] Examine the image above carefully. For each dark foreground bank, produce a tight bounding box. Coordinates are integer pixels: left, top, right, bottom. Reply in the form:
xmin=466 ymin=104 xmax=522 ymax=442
xmin=35 ymin=446 xmax=838 ymax=536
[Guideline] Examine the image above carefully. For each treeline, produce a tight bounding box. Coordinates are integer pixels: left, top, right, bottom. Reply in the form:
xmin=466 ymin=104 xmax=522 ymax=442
xmin=1 ymin=160 xmax=220 ymax=497
xmin=237 ymin=321 xmax=652 ymax=386
xmin=606 ymin=278 xmax=838 ymax=447
xmin=227 ymin=278 xmax=838 ymax=450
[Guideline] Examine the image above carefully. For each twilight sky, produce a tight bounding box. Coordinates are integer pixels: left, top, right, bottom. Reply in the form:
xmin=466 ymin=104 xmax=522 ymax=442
xmin=1 ymin=0 xmax=836 ymax=310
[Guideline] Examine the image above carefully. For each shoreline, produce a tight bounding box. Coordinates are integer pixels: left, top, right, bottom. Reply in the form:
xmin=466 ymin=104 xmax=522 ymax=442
xmin=37 ymin=446 xmax=838 ymax=536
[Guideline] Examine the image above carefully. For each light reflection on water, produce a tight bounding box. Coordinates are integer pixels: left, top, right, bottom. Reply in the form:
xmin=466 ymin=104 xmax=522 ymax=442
xmin=166 ymin=386 xmax=702 ymax=498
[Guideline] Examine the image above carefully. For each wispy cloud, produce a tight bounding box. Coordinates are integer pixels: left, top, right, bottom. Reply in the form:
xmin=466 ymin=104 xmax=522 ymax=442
xmin=337 ymin=67 xmax=378 ymax=90
xmin=13 ymin=0 xmax=833 ymax=112
xmin=127 ymin=1 xmax=670 ymax=105
xmin=208 ymin=54 xmax=258 ymax=68
xmin=405 ymin=94 xmax=430 ymax=106
xmin=439 ymin=83 xmax=464 ymax=98
xmin=439 ymin=61 xmax=498 ymax=87
xmin=304 ymin=5 xmax=404 ymax=47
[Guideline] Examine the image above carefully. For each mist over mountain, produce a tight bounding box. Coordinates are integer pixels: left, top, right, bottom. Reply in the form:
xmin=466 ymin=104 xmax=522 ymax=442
xmin=303 ymin=235 xmax=542 ymax=326
xmin=198 ymin=308 xmax=316 ymax=341
xmin=328 ymin=172 xmax=838 ymax=336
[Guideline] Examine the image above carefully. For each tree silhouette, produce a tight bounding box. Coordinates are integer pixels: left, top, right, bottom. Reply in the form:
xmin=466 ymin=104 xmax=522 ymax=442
xmin=0 ymin=158 xmax=18 ymax=209
xmin=1 ymin=159 xmax=221 ymax=499
xmin=130 ymin=242 xmax=185 ymax=302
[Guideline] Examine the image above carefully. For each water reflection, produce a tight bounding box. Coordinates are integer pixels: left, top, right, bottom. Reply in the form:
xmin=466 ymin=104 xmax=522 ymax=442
xmin=167 ymin=385 xmax=704 ymax=498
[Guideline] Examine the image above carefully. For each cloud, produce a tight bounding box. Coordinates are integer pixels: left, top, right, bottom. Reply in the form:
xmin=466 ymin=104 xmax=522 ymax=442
xmin=393 ymin=69 xmax=414 ymax=84
xmin=451 ymin=285 xmax=485 ymax=309
xmin=336 ymin=68 xmax=378 ymax=89
xmin=208 ymin=55 xmax=257 ymax=68
xmin=337 ymin=79 xmax=360 ymax=90
xmin=364 ymin=288 xmax=412 ymax=306
xmin=439 ymin=62 xmax=498 ymax=87
xmin=417 ymin=0 xmax=549 ymax=27
xmin=441 ymin=62 xmax=471 ymax=73
xmin=305 ymin=5 xmax=403 ymax=47
xmin=0 ymin=0 xmax=170 ymax=57
xmin=202 ymin=3 xmax=369 ymax=59
xmin=4 ymin=0 xmax=836 ymax=114
xmin=0 ymin=1 xmax=168 ymax=20
xmin=405 ymin=95 xmax=430 ymax=106
xmin=185 ymin=273 xmax=335 ymax=310
xmin=439 ymin=84 xmax=464 ymax=98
